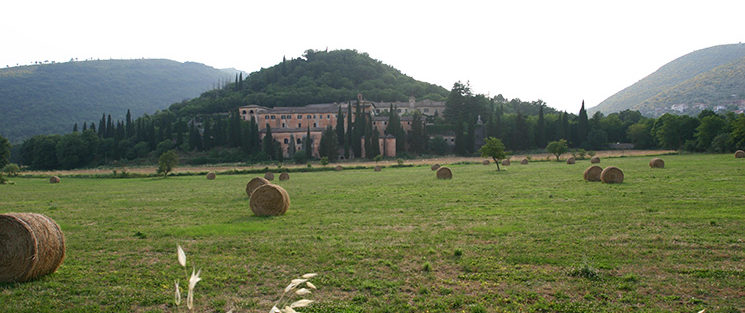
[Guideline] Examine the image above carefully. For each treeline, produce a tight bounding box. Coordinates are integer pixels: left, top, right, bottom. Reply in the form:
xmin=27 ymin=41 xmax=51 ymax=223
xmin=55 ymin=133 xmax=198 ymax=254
xmin=442 ymin=82 xmax=745 ymax=154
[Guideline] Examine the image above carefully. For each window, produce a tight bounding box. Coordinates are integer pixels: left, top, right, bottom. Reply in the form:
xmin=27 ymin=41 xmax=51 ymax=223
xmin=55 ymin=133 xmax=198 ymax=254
xmin=298 ymin=123 xmax=301 ymax=128
xmin=319 ymin=115 xmax=323 ymax=119
xmin=265 ymin=115 xmax=269 ymax=119
xmin=313 ymin=115 xmax=316 ymax=119
xmin=249 ymin=110 xmax=254 ymax=114
xmin=297 ymin=115 xmax=302 ymax=119
xmin=241 ymin=110 xmax=246 ymax=114
xmin=313 ymin=122 xmax=317 ymax=127
xmin=327 ymin=114 xmax=331 ymax=118
xmin=384 ymin=121 xmax=387 ymax=125
xmin=271 ymin=115 xmax=276 ymax=119
xmin=282 ymin=123 xmax=286 ymax=128
xmin=297 ymin=138 xmax=301 ymax=144
xmin=307 ymin=115 xmax=312 ymax=119
xmin=423 ymin=108 xmax=429 ymax=113
xmin=451 ymin=138 xmax=454 ymax=142
xmin=376 ymin=109 xmax=380 ymax=113
xmin=407 ymin=122 xmax=411 ymax=125
xmin=284 ymin=138 xmax=289 ymax=144
xmin=397 ymin=109 xmax=401 ymax=113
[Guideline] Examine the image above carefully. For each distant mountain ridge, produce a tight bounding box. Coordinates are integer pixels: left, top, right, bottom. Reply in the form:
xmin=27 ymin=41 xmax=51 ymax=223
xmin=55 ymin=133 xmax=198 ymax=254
xmin=590 ymin=43 xmax=745 ymax=117
xmin=0 ymin=59 xmax=237 ymax=143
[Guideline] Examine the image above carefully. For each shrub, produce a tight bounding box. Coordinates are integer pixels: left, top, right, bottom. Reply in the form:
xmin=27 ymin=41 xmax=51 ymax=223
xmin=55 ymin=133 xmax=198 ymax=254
xmin=2 ymin=163 xmax=20 ymax=177
xmin=157 ymin=150 xmax=178 ymax=177
xmin=320 ymin=157 xmax=329 ymax=166
xmin=397 ymin=158 xmax=404 ymax=166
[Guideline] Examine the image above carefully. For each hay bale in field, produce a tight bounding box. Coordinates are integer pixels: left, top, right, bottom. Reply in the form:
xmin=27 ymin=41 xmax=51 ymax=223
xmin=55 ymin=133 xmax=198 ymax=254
xmin=335 ymin=165 xmax=343 ymax=171
xmin=583 ymin=165 xmax=603 ymax=182
xmin=49 ymin=176 xmax=60 ymax=184
xmin=279 ymin=172 xmax=290 ymax=181
xmin=501 ymin=159 xmax=510 ymax=166
xmin=735 ymin=150 xmax=745 ymax=158
xmin=374 ymin=166 xmax=382 ymax=172
xmin=249 ymin=184 xmax=290 ymax=216
xmin=431 ymin=164 xmax=440 ymax=171
xmin=482 ymin=160 xmax=490 ymax=165
xmin=206 ymin=172 xmax=216 ymax=180
xmin=436 ymin=167 xmax=452 ymax=179
xmin=0 ymin=213 xmax=66 ymax=283
xmin=600 ymin=166 xmax=624 ymax=184
xmin=245 ymin=177 xmax=270 ymax=197
xmin=649 ymin=158 xmax=664 ymax=168
xmin=590 ymin=156 xmax=600 ymax=163
xmin=566 ymin=157 xmax=575 ymax=164
xmin=264 ymin=172 xmax=274 ymax=181
xmin=521 ymin=158 xmax=528 ymax=165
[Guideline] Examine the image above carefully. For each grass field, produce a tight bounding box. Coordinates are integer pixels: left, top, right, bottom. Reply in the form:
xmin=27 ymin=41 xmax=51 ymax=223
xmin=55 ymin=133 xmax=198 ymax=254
xmin=1 ymin=154 xmax=744 ymax=312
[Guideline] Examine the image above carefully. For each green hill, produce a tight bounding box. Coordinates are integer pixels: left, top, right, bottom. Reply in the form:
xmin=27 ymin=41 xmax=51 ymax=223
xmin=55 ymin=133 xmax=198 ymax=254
xmin=0 ymin=59 xmax=236 ymax=143
xmin=168 ymin=49 xmax=449 ymax=116
xmin=590 ymin=43 xmax=745 ymax=116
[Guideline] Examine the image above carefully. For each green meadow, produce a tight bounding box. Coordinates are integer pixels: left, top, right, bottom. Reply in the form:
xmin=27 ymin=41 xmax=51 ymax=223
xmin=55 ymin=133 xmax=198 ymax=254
xmin=1 ymin=154 xmax=744 ymax=312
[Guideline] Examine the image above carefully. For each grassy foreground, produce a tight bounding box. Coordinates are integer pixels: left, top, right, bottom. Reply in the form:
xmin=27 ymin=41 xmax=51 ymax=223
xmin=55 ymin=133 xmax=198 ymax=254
xmin=1 ymin=154 xmax=744 ymax=312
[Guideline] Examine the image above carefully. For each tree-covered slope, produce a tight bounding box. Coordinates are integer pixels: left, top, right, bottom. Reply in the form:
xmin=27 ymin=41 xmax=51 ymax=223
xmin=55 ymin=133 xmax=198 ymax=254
xmin=168 ymin=49 xmax=449 ymax=116
xmin=0 ymin=59 xmax=235 ymax=143
xmin=590 ymin=43 xmax=745 ymax=116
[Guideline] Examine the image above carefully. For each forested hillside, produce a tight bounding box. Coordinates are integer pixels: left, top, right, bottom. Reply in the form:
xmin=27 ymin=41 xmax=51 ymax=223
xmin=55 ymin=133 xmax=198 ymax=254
xmin=0 ymin=59 xmax=236 ymax=143
xmin=591 ymin=43 xmax=745 ymax=116
xmin=168 ymin=49 xmax=449 ymax=116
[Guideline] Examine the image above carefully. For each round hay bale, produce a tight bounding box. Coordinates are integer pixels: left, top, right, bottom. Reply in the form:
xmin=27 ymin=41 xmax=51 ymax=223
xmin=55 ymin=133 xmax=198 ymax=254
xmin=590 ymin=156 xmax=600 ymax=163
xmin=501 ymin=159 xmax=510 ymax=166
xmin=649 ymin=158 xmax=664 ymax=168
xmin=245 ymin=177 xmax=270 ymax=197
xmin=600 ymin=166 xmax=624 ymax=184
xmin=335 ymin=165 xmax=343 ymax=171
xmin=374 ymin=166 xmax=382 ymax=172
xmin=0 ymin=213 xmax=66 ymax=283
xmin=431 ymin=164 xmax=440 ymax=171
xmin=520 ymin=158 xmax=528 ymax=165
xmin=264 ymin=172 xmax=274 ymax=181
xmin=583 ymin=165 xmax=603 ymax=182
xmin=735 ymin=150 xmax=745 ymax=158
xmin=49 ymin=176 xmax=60 ymax=184
xmin=482 ymin=160 xmax=490 ymax=165
xmin=436 ymin=167 xmax=452 ymax=180
xmin=279 ymin=172 xmax=290 ymax=181
xmin=249 ymin=184 xmax=290 ymax=216
xmin=206 ymin=172 xmax=216 ymax=180
xmin=566 ymin=157 xmax=575 ymax=164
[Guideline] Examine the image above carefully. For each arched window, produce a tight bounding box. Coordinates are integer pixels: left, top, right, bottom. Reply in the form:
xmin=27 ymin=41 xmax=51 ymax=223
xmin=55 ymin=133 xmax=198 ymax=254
xmin=284 ymin=138 xmax=289 ymax=144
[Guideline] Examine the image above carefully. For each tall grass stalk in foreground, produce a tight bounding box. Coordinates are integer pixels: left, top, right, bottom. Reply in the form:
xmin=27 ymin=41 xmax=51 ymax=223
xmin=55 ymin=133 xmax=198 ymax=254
xmin=174 ymin=244 xmax=201 ymax=310
xmin=270 ymin=273 xmax=319 ymax=313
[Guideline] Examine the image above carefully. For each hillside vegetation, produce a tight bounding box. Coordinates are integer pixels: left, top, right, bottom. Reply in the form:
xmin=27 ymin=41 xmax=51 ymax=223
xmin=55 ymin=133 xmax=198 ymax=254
xmin=0 ymin=59 xmax=235 ymax=143
xmin=591 ymin=43 xmax=745 ymax=116
xmin=168 ymin=49 xmax=449 ymax=116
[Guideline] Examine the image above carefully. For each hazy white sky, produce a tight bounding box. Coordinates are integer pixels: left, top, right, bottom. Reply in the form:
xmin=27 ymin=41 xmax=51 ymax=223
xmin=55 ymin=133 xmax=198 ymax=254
xmin=3 ymin=0 xmax=745 ymax=113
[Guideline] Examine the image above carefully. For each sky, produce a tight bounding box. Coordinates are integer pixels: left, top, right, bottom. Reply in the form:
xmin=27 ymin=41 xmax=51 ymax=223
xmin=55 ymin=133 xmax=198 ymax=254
xmin=3 ymin=0 xmax=745 ymax=113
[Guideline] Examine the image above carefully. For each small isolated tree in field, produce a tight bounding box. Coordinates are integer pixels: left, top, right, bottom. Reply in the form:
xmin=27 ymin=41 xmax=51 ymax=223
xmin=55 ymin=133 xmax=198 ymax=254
xmin=2 ymin=163 xmax=20 ymax=177
xmin=546 ymin=139 xmax=568 ymax=161
xmin=479 ymin=137 xmax=506 ymax=171
xmin=157 ymin=150 xmax=178 ymax=177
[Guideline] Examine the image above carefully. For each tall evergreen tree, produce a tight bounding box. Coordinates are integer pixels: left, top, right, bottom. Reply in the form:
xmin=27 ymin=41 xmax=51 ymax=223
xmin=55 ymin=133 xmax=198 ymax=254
xmin=577 ymin=100 xmax=589 ymax=147
xmin=106 ymin=114 xmax=113 ymax=138
xmin=82 ymin=122 xmax=87 ymax=132
xmin=73 ymin=123 xmax=78 ymax=133
xmin=408 ymin=112 xmax=426 ymax=154
xmin=336 ymin=106 xmax=345 ymax=146
xmin=98 ymin=114 xmax=106 ymax=137
xmin=262 ymin=125 xmax=275 ymax=159
xmin=345 ymin=102 xmax=352 ymax=158
xmin=90 ymin=122 xmax=96 ymax=134
xmin=126 ymin=109 xmax=133 ymax=138
xmin=352 ymin=101 xmax=364 ymax=157
xmin=288 ymin=134 xmax=296 ymax=157
xmin=536 ymin=105 xmax=546 ymax=148
xmin=304 ymin=126 xmax=312 ymax=159
xmin=319 ymin=126 xmax=338 ymax=160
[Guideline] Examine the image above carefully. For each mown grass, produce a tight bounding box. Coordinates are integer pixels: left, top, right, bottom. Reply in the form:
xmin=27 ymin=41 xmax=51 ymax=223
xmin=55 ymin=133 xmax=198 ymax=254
xmin=1 ymin=153 xmax=744 ymax=312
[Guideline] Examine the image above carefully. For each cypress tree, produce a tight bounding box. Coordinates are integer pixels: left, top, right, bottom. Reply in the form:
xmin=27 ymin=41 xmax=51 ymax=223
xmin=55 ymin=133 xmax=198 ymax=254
xmin=73 ymin=123 xmax=78 ymax=133
xmin=352 ymin=101 xmax=363 ymax=157
xmin=90 ymin=122 xmax=96 ymax=134
xmin=189 ymin=122 xmax=202 ymax=151
xmin=304 ymin=126 xmax=312 ymax=159
xmin=288 ymin=134 xmax=296 ymax=157
xmin=98 ymin=114 xmax=106 ymax=137
xmin=345 ymin=102 xmax=352 ymax=158
xmin=336 ymin=106 xmax=345 ymax=146
xmin=82 ymin=122 xmax=87 ymax=132
xmin=106 ymin=114 xmax=113 ymax=138
xmin=262 ymin=125 xmax=275 ymax=159
xmin=577 ymin=100 xmax=589 ymax=147
xmin=126 ymin=109 xmax=132 ymax=138
xmin=536 ymin=105 xmax=546 ymax=148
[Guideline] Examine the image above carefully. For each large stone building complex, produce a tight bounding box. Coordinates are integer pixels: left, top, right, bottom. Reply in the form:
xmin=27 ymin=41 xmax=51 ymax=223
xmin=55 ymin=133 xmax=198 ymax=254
xmin=237 ymin=95 xmax=444 ymax=158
